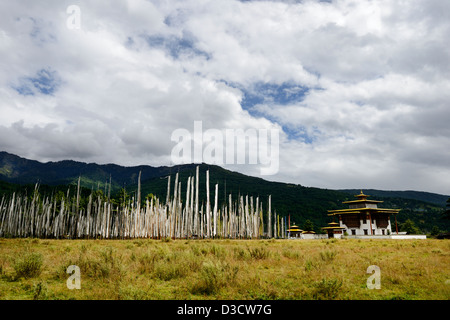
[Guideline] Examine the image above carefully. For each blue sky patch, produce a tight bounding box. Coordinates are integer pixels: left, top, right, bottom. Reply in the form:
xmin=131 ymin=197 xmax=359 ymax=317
xmin=283 ymin=124 xmax=320 ymax=144
xmin=13 ymin=68 xmax=61 ymax=96
xmin=222 ymin=80 xmax=316 ymax=142
xmin=145 ymin=32 xmax=210 ymax=60
xmin=239 ymin=82 xmax=310 ymax=110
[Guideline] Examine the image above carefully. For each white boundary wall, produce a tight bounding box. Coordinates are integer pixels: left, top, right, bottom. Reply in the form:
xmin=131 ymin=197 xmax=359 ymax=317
xmin=344 ymin=234 xmax=427 ymax=240
xmin=287 ymin=234 xmax=426 ymax=240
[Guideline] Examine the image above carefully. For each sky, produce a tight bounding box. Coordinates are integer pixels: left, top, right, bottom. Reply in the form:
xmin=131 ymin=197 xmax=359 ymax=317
xmin=0 ymin=0 xmax=449 ymax=195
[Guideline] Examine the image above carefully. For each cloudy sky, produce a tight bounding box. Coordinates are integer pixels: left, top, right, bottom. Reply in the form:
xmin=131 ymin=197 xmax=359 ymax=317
xmin=0 ymin=0 xmax=449 ymax=195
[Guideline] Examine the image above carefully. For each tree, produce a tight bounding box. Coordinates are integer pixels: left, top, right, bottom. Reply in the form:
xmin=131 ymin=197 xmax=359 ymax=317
xmin=431 ymin=226 xmax=441 ymax=236
xmin=146 ymin=193 xmax=157 ymax=202
xmin=400 ymin=219 xmax=420 ymax=234
xmin=92 ymin=189 xmax=105 ymax=200
xmin=117 ymin=188 xmax=129 ymax=208
xmin=444 ymin=197 xmax=450 ymax=220
xmin=303 ymin=219 xmax=314 ymax=232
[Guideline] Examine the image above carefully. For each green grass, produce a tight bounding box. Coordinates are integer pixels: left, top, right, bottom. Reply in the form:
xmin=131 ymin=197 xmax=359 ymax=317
xmin=0 ymin=238 xmax=448 ymax=300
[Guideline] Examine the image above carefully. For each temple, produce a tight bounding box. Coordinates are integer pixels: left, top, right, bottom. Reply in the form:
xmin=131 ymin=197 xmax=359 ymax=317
xmin=327 ymin=191 xmax=400 ymax=236
xmin=287 ymin=224 xmax=303 ymax=238
xmin=321 ymin=221 xmax=345 ymax=239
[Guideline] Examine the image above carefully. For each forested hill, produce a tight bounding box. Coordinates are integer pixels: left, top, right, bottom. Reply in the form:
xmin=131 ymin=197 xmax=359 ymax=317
xmin=1 ymin=151 xmax=449 ymax=233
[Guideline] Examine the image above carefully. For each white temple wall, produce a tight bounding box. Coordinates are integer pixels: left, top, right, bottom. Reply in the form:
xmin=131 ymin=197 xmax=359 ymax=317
xmin=339 ymin=218 xmax=392 ymax=236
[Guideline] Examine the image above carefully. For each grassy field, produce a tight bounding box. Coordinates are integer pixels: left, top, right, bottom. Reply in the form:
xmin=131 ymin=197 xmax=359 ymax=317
xmin=0 ymin=238 xmax=448 ymax=300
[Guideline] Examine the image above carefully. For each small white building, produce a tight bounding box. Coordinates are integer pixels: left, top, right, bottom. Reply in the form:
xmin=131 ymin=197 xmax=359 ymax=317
xmin=287 ymin=224 xmax=303 ymax=238
xmin=322 ymin=222 xmax=345 ymax=239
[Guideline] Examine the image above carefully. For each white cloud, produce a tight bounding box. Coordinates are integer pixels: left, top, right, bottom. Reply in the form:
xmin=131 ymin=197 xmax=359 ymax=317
xmin=0 ymin=0 xmax=449 ymax=195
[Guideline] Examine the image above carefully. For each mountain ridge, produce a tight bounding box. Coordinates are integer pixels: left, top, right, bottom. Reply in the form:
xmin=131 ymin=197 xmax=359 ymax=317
xmin=2 ymin=151 xmax=449 ymax=198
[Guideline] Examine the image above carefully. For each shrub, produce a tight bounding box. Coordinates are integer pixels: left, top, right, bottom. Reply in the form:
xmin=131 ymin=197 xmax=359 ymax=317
xmin=74 ymin=256 xmax=103 ymax=278
xmin=191 ymin=261 xmax=239 ymax=295
xmin=61 ymin=246 xmax=124 ymax=280
xmin=138 ymin=249 xmax=199 ymax=281
xmin=32 ymin=281 xmax=48 ymax=300
xmin=304 ymin=259 xmax=319 ymax=272
xmin=313 ymin=278 xmax=343 ymax=300
xmin=153 ymin=262 xmax=188 ymax=281
xmin=117 ymin=285 xmax=148 ymax=300
xmin=320 ymin=250 xmax=336 ymax=262
xmin=133 ymin=240 xmax=146 ymax=247
xmin=209 ymin=244 xmax=226 ymax=258
xmin=233 ymin=247 xmax=248 ymax=260
xmin=0 ymin=258 xmax=5 ymax=276
xmin=282 ymin=249 xmax=301 ymax=259
xmin=248 ymin=247 xmax=270 ymax=260
xmin=14 ymin=252 xmax=43 ymax=279
xmin=138 ymin=253 xmax=157 ymax=274
xmin=99 ymin=247 xmax=124 ymax=280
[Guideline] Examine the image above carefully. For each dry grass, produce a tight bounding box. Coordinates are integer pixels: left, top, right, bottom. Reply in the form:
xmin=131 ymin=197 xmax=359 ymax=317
xmin=0 ymin=238 xmax=448 ymax=300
